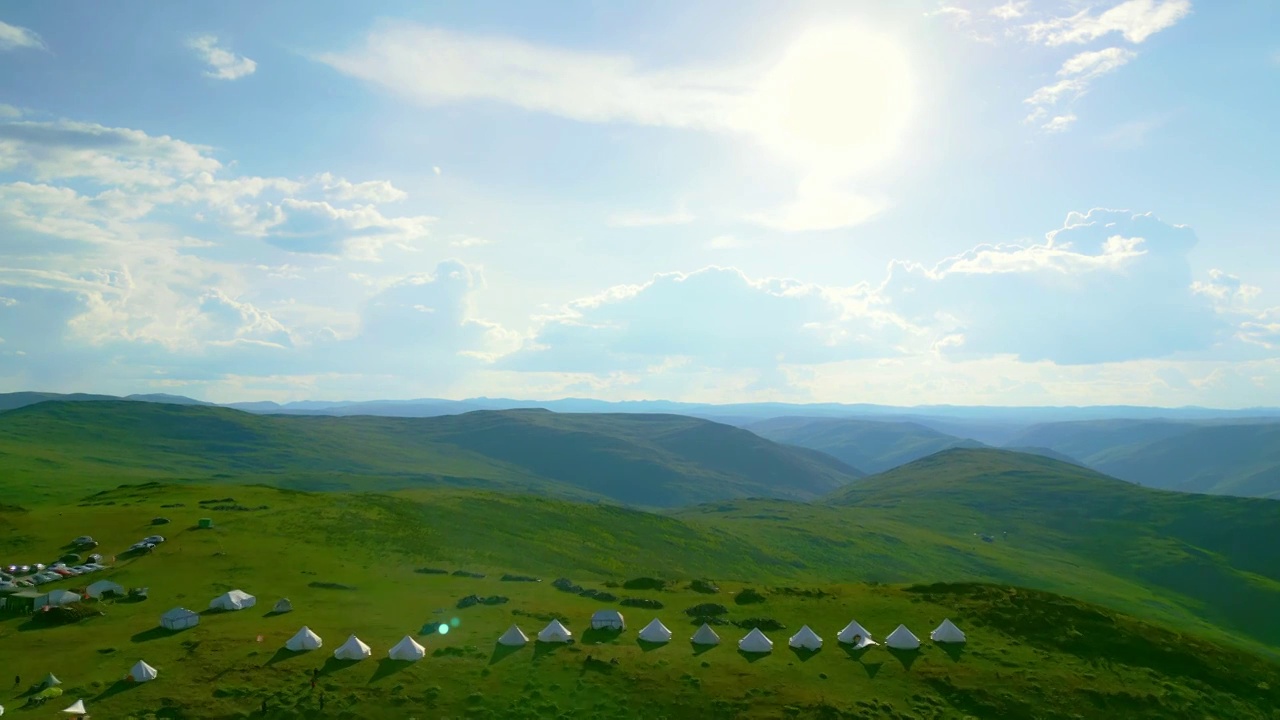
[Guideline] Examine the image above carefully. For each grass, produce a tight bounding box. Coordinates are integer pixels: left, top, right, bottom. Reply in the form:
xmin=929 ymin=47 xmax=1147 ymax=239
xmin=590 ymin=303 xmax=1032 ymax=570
xmin=0 ymin=401 xmax=863 ymax=507
xmin=2 ymin=482 xmax=1278 ymax=719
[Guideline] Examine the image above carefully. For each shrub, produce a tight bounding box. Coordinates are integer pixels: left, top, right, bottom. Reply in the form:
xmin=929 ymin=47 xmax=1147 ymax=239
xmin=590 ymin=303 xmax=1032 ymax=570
xmin=684 ymin=603 xmax=728 ymax=617
xmin=689 ymin=579 xmax=720 ymax=594
xmin=622 ymin=577 xmax=668 ymax=591
xmin=734 ymin=588 xmax=767 ymax=605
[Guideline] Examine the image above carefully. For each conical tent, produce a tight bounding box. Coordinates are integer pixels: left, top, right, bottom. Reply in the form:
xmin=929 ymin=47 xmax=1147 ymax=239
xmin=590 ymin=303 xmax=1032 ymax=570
xmin=691 ymin=623 xmax=721 ymax=645
xmin=333 ymin=634 xmax=372 ymax=660
xmin=209 ymin=589 xmax=256 ymax=611
xmin=537 ymin=619 xmax=572 ymax=643
xmin=837 ymin=619 xmax=874 ymax=645
xmin=86 ymin=580 xmax=124 ymax=599
xmin=63 ymin=699 xmax=87 ymax=714
xmin=160 ymin=607 xmax=199 ymax=631
xmin=388 ymin=635 xmax=426 ymax=661
xmin=498 ymin=624 xmax=529 ymax=646
xmin=129 ymin=660 xmax=158 ymax=682
xmin=43 ymin=672 xmax=61 ymax=688
xmin=931 ymin=618 xmax=966 ymax=643
xmin=590 ymin=609 xmax=625 ymax=630
xmin=285 ymin=626 xmax=323 ymax=651
xmin=273 ymin=598 xmax=293 ymax=613
xmin=788 ymin=625 xmax=823 ymax=650
xmin=738 ymin=627 xmax=774 ymax=653
xmin=637 ymin=618 xmax=672 ymax=643
xmin=885 ymin=624 xmax=921 ymax=650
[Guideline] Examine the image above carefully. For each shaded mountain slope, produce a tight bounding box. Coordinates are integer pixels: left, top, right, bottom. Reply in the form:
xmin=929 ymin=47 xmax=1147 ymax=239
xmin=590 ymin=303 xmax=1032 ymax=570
xmin=746 ymin=416 xmax=986 ymax=473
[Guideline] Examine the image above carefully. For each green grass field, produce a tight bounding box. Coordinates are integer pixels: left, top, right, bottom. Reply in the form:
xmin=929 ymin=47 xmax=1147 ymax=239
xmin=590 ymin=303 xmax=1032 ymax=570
xmin=3 ymin=483 xmax=1279 ymax=719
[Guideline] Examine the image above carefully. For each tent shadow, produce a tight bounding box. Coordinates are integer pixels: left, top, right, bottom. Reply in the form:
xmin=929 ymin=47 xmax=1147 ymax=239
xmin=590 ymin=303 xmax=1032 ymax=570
xmin=579 ymin=656 xmax=616 ymax=675
xmin=581 ymin=627 xmax=622 ymax=646
xmin=368 ymin=658 xmax=412 ymax=684
xmin=939 ymin=642 xmax=965 ymax=662
xmin=131 ymin=626 xmax=179 ymax=643
xmin=532 ymin=641 xmax=563 ymax=661
xmin=789 ymin=646 xmax=821 ymax=662
xmin=887 ymin=647 xmax=920 ymax=670
xmin=636 ymin=639 xmax=666 ymax=653
xmin=262 ymin=609 xmax=287 ymax=618
xmin=737 ymin=649 xmax=770 ymax=663
xmin=94 ymin=679 xmax=140 ymax=701
xmin=318 ymin=657 xmax=359 ymax=677
xmin=841 ymin=644 xmax=871 ymax=661
xmin=265 ymin=647 xmax=305 ymax=666
xmin=489 ymin=642 xmax=523 ymax=665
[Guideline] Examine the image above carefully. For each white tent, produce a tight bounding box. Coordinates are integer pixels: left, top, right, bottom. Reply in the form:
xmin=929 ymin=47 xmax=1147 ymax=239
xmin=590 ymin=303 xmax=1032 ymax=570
xmin=62 ymin=699 xmax=86 ymax=715
xmin=272 ymin=598 xmax=292 ymax=614
xmin=85 ymin=580 xmax=124 ymax=599
xmin=209 ymin=589 xmax=256 ymax=611
xmin=333 ymin=634 xmax=371 ymax=660
xmin=37 ymin=589 xmax=81 ymax=609
xmin=931 ymin=618 xmax=966 ymax=643
xmin=388 ymin=635 xmax=426 ymax=661
xmin=788 ymin=625 xmax=823 ymax=650
xmin=129 ymin=660 xmax=158 ymax=682
xmin=885 ymin=624 xmax=921 ymax=650
xmin=498 ymin=624 xmax=529 ymax=647
xmin=738 ymin=627 xmax=774 ymax=653
xmin=286 ymin=626 xmax=323 ymax=651
xmin=590 ymin=609 xmax=625 ymax=630
xmin=637 ymin=618 xmax=672 ymax=643
xmin=691 ymin=623 xmax=721 ymax=646
xmin=537 ymin=619 xmax=572 ymax=643
xmin=160 ymin=607 xmax=199 ymax=631
xmin=43 ymin=673 xmax=61 ymax=688
xmin=837 ymin=619 xmax=875 ymax=646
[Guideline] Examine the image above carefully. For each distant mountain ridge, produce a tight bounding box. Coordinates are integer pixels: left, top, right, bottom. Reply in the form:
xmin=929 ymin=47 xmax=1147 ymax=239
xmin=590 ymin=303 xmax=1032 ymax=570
xmin=745 ymin=416 xmax=988 ymax=474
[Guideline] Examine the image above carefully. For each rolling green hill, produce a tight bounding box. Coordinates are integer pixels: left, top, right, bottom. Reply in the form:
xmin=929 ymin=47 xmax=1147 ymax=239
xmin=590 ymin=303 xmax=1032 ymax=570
xmin=746 ymin=417 xmax=986 ymax=474
xmin=0 ymin=401 xmax=863 ymax=507
xmin=1004 ymin=420 xmax=1280 ymax=498
xmin=821 ymin=448 xmax=1280 ymax=649
xmin=1 ymin=482 xmax=1278 ymax=719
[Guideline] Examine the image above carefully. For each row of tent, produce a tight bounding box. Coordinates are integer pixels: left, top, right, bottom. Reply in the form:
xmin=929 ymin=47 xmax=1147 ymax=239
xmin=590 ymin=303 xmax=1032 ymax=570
xmin=23 ymin=661 xmax=159 ymax=717
xmin=158 ymin=592 xmax=290 ymax=631
xmin=280 ymin=626 xmax=427 ymax=661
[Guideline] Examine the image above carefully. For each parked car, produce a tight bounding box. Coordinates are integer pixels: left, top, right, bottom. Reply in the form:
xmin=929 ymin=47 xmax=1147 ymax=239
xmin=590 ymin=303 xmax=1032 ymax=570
xmin=144 ymin=535 xmax=166 ymax=544
xmin=87 ymin=553 xmax=103 ymax=564
xmin=84 ymin=562 xmax=107 ymax=571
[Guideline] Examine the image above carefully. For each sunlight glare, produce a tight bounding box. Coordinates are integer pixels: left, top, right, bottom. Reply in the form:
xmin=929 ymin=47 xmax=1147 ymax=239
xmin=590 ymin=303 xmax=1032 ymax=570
xmin=745 ymin=23 xmax=914 ymax=179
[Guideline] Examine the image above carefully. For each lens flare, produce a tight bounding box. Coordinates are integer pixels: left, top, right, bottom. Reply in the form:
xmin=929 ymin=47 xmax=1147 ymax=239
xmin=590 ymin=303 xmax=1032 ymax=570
xmin=438 ymin=623 xmax=450 ymax=635
xmin=450 ymin=617 xmax=461 ymax=628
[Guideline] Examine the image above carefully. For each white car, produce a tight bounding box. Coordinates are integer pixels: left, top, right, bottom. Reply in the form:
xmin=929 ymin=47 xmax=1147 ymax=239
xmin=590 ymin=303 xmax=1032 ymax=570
xmin=144 ymin=535 xmax=166 ymax=544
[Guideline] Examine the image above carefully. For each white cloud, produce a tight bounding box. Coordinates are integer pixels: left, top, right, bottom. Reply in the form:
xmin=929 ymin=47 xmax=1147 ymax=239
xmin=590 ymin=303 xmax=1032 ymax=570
xmin=607 ymin=208 xmax=696 ymax=228
xmin=450 ymin=236 xmax=492 ymax=248
xmin=990 ymin=1 xmax=1029 ymax=20
xmin=746 ymin=178 xmax=887 ymax=232
xmin=928 ymin=6 xmax=973 ymax=25
xmin=0 ymin=20 xmax=44 ymax=51
xmin=1024 ymin=47 xmax=1135 ymax=130
xmin=187 ymin=35 xmax=257 ymax=80
xmin=0 ymin=104 xmax=21 ymax=118
xmin=432 ymin=166 xmax=442 ymax=176
xmin=1024 ymin=0 xmax=1192 ymax=46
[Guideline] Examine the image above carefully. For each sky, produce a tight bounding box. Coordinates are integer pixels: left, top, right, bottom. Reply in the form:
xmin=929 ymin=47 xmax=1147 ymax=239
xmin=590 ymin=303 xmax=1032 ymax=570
xmin=0 ymin=0 xmax=1277 ymax=407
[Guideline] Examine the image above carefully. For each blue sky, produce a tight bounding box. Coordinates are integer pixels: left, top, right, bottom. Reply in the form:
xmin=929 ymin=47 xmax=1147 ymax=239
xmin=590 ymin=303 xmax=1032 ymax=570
xmin=1 ymin=0 xmax=1277 ymax=406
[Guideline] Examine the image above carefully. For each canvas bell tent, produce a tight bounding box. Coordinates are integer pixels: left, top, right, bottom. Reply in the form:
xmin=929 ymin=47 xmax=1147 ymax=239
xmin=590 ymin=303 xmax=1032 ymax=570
xmin=209 ymin=589 xmax=255 ymax=611
xmin=538 ymin=619 xmax=573 ymax=643
xmin=160 ymin=607 xmax=199 ymax=631
xmin=498 ymin=624 xmax=529 ymax=646
xmin=85 ymin=580 xmax=124 ymax=599
xmin=837 ymin=619 xmax=876 ymax=647
xmin=63 ymin=699 xmax=87 ymax=714
xmin=885 ymin=624 xmax=921 ymax=650
xmin=388 ymin=635 xmax=426 ymax=661
xmin=43 ymin=672 xmax=61 ymax=688
xmin=638 ymin=618 xmax=672 ymax=643
xmin=691 ymin=623 xmax=721 ymax=646
xmin=738 ymin=628 xmax=774 ymax=653
xmin=36 ymin=589 xmax=81 ymax=609
xmin=286 ymin=626 xmax=323 ymax=651
xmin=333 ymin=634 xmax=372 ymax=660
xmin=272 ymin=598 xmax=292 ymax=614
xmin=788 ymin=625 xmax=823 ymax=650
xmin=590 ymin=609 xmax=625 ymax=630
xmin=129 ymin=660 xmax=158 ymax=682
xmin=931 ymin=618 xmax=967 ymax=643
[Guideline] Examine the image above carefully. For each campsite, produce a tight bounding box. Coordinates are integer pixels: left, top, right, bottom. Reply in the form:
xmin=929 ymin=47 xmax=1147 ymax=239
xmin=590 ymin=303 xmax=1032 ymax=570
xmin=2 ymin=480 xmax=1278 ymax=719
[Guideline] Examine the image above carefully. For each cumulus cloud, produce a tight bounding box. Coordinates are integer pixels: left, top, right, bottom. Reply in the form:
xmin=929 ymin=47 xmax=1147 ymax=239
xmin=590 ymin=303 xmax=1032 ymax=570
xmin=990 ymin=1 xmax=1029 ymax=20
xmin=499 ymin=266 xmax=906 ymax=377
xmin=0 ymin=20 xmax=44 ymax=51
xmin=1024 ymin=0 xmax=1192 ymax=46
xmin=880 ymin=209 xmax=1229 ymax=364
xmin=187 ymin=35 xmax=257 ymax=80
xmin=1024 ymin=47 xmax=1135 ymax=130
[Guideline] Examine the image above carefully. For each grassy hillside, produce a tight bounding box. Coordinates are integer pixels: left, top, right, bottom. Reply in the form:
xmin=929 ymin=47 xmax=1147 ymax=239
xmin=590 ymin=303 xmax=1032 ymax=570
xmin=746 ymin=417 xmax=986 ymax=474
xmin=1 ymin=483 xmax=1277 ymax=719
xmin=1005 ymin=419 xmax=1280 ymax=498
xmin=0 ymin=401 xmax=863 ymax=507
xmin=823 ymin=448 xmax=1280 ymax=650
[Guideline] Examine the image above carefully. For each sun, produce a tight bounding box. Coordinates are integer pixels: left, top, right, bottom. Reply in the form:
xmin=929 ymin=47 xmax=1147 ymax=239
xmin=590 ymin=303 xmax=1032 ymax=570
xmin=743 ymin=23 xmax=915 ymax=179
